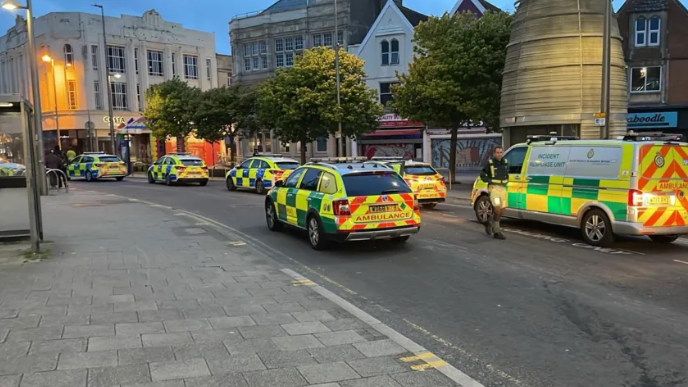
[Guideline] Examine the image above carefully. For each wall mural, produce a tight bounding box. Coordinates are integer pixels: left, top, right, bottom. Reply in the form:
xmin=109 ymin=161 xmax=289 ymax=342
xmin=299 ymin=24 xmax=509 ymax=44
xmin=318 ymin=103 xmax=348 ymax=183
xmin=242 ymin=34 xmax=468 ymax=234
xmin=431 ymin=137 xmax=502 ymax=172
xmin=363 ymin=144 xmax=416 ymax=159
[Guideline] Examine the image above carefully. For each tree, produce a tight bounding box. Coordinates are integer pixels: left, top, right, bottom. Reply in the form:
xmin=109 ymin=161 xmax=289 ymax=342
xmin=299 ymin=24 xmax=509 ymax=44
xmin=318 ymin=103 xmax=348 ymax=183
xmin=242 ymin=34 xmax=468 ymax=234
xmin=143 ymin=78 xmax=201 ymax=152
xmin=194 ymin=85 xmax=241 ymax=164
xmin=392 ymin=11 xmax=512 ymax=182
xmin=234 ymin=86 xmax=262 ymax=156
xmin=258 ymin=47 xmax=383 ymax=163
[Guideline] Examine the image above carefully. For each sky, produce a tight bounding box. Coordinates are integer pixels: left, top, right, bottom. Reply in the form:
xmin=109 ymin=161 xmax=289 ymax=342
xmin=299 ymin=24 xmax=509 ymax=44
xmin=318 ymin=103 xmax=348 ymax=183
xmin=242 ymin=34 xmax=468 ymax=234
xmin=0 ymin=0 xmax=682 ymax=54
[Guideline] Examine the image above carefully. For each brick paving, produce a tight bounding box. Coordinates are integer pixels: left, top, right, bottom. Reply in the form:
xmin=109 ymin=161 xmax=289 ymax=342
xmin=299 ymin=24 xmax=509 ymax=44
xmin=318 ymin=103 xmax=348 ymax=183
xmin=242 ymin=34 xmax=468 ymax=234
xmin=0 ymin=191 xmax=458 ymax=387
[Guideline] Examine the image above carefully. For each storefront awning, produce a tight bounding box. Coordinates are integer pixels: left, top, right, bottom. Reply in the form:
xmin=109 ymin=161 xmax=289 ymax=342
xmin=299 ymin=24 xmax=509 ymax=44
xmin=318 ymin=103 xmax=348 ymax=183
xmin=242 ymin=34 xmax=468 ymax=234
xmin=118 ymin=117 xmax=151 ymax=135
xmin=364 ymin=129 xmax=421 ymax=137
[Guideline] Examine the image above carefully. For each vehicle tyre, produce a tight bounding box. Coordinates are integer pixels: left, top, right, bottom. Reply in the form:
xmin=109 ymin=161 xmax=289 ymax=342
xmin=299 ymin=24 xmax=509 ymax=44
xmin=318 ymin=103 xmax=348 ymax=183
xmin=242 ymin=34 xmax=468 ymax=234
xmin=391 ymin=235 xmax=410 ymax=244
xmin=649 ymin=235 xmax=679 ymax=244
xmin=581 ymin=209 xmax=614 ymax=247
xmin=116 ymin=177 xmax=124 ymax=181
xmin=265 ymin=199 xmax=283 ymax=231
xmin=85 ymin=171 xmax=94 ymax=182
xmin=421 ymin=203 xmax=437 ymax=210
xmin=226 ymin=177 xmax=236 ymax=191
xmin=199 ymin=179 xmax=208 ymax=186
xmin=165 ymin=174 xmax=172 ymax=186
xmin=474 ymin=195 xmax=493 ymax=224
xmin=148 ymin=173 xmax=155 ymax=184
xmin=255 ymin=180 xmax=265 ymax=195
xmin=307 ymin=214 xmax=329 ymax=250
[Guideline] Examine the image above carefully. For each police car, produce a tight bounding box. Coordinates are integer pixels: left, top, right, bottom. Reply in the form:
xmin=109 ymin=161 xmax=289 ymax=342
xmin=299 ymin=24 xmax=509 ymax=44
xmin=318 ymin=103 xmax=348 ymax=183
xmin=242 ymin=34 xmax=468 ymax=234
xmin=66 ymin=152 xmax=126 ymax=181
xmin=148 ymin=153 xmax=209 ymax=186
xmin=265 ymin=157 xmax=422 ymax=250
xmin=373 ymin=157 xmax=447 ymax=209
xmin=226 ymin=154 xmax=300 ymax=194
xmin=0 ymin=157 xmax=25 ymax=177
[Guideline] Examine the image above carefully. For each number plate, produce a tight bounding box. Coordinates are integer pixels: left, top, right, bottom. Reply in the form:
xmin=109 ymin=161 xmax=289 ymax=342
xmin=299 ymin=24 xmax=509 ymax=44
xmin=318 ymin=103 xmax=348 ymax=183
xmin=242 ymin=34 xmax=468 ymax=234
xmin=370 ymin=204 xmax=397 ymax=213
xmin=647 ymin=195 xmax=670 ymax=205
xmin=420 ymin=183 xmax=436 ymax=190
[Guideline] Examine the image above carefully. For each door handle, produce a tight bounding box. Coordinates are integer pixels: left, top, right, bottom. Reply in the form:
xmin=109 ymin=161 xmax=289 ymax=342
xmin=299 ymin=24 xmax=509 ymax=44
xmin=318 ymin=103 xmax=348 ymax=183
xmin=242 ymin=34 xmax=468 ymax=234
xmin=287 ymin=193 xmax=294 ymax=197
xmin=514 ymin=176 xmax=520 ymax=181
xmin=526 ymin=176 xmax=532 ymax=181
xmin=307 ymin=197 xmax=312 ymax=201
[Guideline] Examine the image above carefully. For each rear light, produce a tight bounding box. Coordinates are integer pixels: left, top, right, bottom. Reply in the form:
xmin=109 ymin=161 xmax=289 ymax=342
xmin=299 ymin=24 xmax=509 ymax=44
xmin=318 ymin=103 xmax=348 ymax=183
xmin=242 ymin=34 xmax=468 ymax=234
xmin=333 ymin=199 xmax=351 ymax=216
xmin=94 ymin=163 xmax=103 ymax=167
xmin=177 ymin=166 xmax=187 ymax=171
xmin=268 ymin=169 xmax=281 ymax=174
xmin=628 ymin=189 xmax=643 ymax=207
xmin=201 ymin=166 xmax=208 ymax=170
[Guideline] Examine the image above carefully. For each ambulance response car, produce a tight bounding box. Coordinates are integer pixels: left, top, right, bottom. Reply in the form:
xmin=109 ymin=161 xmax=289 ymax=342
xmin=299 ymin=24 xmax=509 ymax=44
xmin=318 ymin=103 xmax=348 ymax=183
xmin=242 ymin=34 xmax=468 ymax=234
xmin=67 ymin=152 xmax=126 ymax=181
xmin=471 ymin=132 xmax=688 ymax=247
xmin=148 ymin=153 xmax=209 ymax=186
xmin=226 ymin=154 xmax=300 ymax=194
xmin=372 ymin=157 xmax=447 ymax=209
xmin=265 ymin=157 xmax=422 ymax=250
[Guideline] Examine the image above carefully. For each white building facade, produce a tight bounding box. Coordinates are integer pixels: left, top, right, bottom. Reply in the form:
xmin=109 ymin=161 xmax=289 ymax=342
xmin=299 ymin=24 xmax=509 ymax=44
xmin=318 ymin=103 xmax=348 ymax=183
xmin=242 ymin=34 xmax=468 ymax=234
xmin=0 ymin=9 xmax=218 ymax=163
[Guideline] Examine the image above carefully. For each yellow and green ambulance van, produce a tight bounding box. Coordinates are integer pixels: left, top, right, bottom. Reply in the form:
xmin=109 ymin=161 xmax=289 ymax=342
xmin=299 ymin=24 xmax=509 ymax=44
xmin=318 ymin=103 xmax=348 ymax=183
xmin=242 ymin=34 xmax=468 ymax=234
xmin=471 ymin=133 xmax=688 ymax=246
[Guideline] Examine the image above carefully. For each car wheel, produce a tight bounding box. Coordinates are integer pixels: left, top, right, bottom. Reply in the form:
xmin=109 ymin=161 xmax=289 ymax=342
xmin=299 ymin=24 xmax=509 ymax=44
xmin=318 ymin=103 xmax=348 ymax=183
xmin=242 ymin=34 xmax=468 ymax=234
xmin=581 ymin=209 xmax=614 ymax=247
xmin=421 ymin=203 xmax=437 ymax=210
xmin=165 ymin=174 xmax=172 ymax=186
xmin=265 ymin=200 xmax=283 ymax=231
xmin=148 ymin=173 xmax=155 ymax=184
xmin=199 ymin=179 xmax=208 ymax=186
xmin=116 ymin=177 xmax=124 ymax=181
xmin=226 ymin=177 xmax=236 ymax=191
xmin=391 ymin=235 xmax=410 ymax=244
xmin=85 ymin=171 xmax=94 ymax=182
xmin=474 ymin=195 xmax=493 ymax=224
xmin=649 ymin=235 xmax=679 ymax=244
xmin=255 ymin=180 xmax=265 ymax=195
xmin=307 ymin=215 xmax=329 ymax=250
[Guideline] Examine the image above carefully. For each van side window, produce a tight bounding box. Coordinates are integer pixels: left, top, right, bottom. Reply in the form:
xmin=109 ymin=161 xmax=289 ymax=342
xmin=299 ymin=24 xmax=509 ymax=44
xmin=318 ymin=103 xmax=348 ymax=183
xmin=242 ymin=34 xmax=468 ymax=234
xmin=505 ymin=147 xmax=527 ymax=174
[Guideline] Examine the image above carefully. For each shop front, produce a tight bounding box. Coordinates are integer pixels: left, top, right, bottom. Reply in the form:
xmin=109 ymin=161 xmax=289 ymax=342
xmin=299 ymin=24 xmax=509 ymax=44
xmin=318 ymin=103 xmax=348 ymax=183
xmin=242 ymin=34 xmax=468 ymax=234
xmin=626 ymin=108 xmax=688 ymax=141
xmin=354 ymin=114 xmax=424 ymax=159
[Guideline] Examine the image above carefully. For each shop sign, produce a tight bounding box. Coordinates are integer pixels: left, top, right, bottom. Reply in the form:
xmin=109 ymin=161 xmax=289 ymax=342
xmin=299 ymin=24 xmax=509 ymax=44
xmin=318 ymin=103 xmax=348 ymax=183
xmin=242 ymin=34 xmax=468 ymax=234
xmin=627 ymin=112 xmax=678 ymax=129
xmin=378 ymin=114 xmax=424 ymax=128
xmin=103 ymin=116 xmax=129 ymax=125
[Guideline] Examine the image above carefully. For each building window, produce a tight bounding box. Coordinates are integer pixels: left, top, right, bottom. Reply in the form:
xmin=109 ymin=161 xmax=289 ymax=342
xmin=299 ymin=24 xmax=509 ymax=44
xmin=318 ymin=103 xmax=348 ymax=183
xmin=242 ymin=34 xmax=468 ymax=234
xmin=172 ymin=53 xmax=176 ymax=76
xmin=276 ymin=39 xmax=283 ymax=53
xmin=66 ymin=80 xmax=77 ymax=109
xmin=648 ymin=17 xmax=660 ymax=46
xmin=316 ymin=137 xmax=328 ymax=152
xmin=146 ymin=50 xmax=163 ymax=76
xmin=244 ymin=40 xmax=268 ymax=72
xmin=381 ymin=40 xmax=389 ymax=65
xmin=244 ymin=58 xmax=251 ymax=71
xmin=107 ymin=46 xmax=126 ymax=73
xmin=260 ymin=41 xmax=267 ymax=54
xmin=276 ymin=55 xmax=284 ymax=68
xmin=252 ymin=57 xmax=259 ymax=71
xmin=183 ymin=55 xmax=198 ymax=79
xmin=630 ymin=66 xmax=661 ymax=93
xmin=313 ymin=33 xmax=322 ymax=47
xmin=134 ymin=48 xmax=139 ymax=74
xmin=390 ymin=39 xmax=400 ymax=64
xmin=227 ymin=75 xmax=232 ymax=86
xmin=337 ymin=31 xmax=344 ymax=46
xmin=379 ymin=82 xmax=399 ymax=106
xmin=91 ymin=45 xmax=99 ymax=71
xmin=285 ymin=53 xmax=294 ymax=67
xmin=324 ymin=32 xmax=333 ymax=47
xmin=206 ymin=58 xmax=212 ymax=81
xmin=111 ymin=82 xmax=128 ymax=111
xmin=94 ymin=80 xmax=102 ymax=110
xmin=635 ymin=17 xmax=647 ymax=47
xmin=137 ymin=84 xmax=142 ymax=111
xmin=295 ymin=36 xmax=304 ymax=50
xmin=275 ymin=35 xmax=303 ymax=68
xmin=244 ymin=44 xmax=251 ymax=57
xmin=64 ymin=44 xmax=73 ymax=67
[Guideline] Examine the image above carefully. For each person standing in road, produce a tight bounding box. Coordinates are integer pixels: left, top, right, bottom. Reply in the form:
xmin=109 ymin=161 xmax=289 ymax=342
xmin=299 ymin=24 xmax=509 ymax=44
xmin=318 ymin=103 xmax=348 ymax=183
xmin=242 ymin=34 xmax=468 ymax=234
xmin=480 ymin=146 xmax=509 ymax=240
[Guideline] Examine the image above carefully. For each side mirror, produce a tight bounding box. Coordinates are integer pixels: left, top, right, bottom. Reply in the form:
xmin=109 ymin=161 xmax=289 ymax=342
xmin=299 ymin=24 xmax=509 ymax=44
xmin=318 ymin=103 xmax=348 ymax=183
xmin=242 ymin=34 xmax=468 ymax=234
xmin=275 ymin=180 xmax=285 ymax=188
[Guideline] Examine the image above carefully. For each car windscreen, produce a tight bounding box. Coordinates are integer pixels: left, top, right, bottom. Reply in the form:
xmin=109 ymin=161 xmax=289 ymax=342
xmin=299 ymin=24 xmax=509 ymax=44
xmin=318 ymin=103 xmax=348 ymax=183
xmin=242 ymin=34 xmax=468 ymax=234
xmin=342 ymin=172 xmax=413 ymax=196
xmin=181 ymin=159 xmax=204 ymax=166
xmin=404 ymin=166 xmax=437 ymax=176
xmin=276 ymin=162 xmax=300 ymax=170
xmin=98 ymin=156 xmax=121 ymax=163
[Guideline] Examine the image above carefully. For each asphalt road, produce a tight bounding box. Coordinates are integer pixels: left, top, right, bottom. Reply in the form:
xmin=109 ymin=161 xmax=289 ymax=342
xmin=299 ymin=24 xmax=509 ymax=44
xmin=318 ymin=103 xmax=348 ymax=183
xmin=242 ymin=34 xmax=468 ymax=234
xmin=70 ymin=178 xmax=688 ymax=387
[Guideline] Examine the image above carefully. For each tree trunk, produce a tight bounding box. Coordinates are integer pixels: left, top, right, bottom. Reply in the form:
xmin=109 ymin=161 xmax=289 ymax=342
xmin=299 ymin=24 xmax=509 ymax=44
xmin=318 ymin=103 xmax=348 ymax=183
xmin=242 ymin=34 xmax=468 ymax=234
xmin=449 ymin=127 xmax=458 ymax=184
xmin=300 ymin=134 xmax=307 ymax=164
xmin=177 ymin=135 xmax=185 ymax=153
xmin=229 ymin=135 xmax=236 ymax=166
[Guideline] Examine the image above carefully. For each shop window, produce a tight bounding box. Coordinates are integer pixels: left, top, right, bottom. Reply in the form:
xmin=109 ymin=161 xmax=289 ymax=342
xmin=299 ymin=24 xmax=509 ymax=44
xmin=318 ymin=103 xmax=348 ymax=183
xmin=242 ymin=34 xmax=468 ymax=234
xmin=630 ymin=66 xmax=661 ymax=93
xmin=64 ymin=44 xmax=73 ymax=67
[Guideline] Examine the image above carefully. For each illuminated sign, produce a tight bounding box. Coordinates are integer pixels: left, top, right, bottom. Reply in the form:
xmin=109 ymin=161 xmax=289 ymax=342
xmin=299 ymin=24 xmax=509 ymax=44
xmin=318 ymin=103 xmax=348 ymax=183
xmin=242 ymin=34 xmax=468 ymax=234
xmin=103 ymin=116 xmax=129 ymax=125
xmin=627 ymin=112 xmax=678 ymax=129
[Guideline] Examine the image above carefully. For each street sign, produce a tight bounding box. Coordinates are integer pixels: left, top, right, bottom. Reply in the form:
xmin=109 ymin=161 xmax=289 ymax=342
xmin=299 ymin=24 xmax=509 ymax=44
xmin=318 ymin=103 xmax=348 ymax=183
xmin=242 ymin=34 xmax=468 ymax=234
xmin=335 ymin=131 xmax=342 ymax=139
xmin=594 ymin=112 xmax=606 ymax=118
xmin=85 ymin=121 xmax=95 ymax=131
xmin=594 ymin=118 xmax=606 ymax=127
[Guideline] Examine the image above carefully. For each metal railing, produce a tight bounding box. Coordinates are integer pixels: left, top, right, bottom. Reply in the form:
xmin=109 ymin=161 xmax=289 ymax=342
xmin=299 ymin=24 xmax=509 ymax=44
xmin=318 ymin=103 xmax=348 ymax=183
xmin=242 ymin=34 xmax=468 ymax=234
xmin=45 ymin=169 xmax=68 ymax=193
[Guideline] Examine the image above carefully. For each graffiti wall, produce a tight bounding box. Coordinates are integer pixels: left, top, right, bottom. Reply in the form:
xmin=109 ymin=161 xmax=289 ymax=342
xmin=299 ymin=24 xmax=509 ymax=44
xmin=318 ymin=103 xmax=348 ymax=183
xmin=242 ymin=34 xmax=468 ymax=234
xmin=363 ymin=144 xmax=416 ymax=159
xmin=431 ymin=136 xmax=502 ymax=172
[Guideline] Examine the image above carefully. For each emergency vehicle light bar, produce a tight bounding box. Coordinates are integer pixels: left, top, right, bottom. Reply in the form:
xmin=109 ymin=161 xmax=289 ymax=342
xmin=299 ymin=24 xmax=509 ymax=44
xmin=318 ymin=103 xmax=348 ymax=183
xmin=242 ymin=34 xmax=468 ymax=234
xmin=371 ymin=156 xmax=404 ymax=161
xmin=167 ymin=152 xmax=190 ymax=156
xmin=83 ymin=152 xmax=107 ymax=155
xmin=310 ymin=157 xmax=369 ymax=163
xmin=526 ymin=134 xmax=579 ymax=145
xmin=620 ymin=131 xmax=683 ymax=142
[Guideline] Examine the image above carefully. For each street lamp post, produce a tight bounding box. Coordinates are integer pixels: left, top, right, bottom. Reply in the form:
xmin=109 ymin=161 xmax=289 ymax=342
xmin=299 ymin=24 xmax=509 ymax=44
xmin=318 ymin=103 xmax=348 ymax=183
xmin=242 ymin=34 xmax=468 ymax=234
xmin=41 ymin=55 xmax=60 ymax=150
xmin=93 ymin=3 xmax=117 ymax=155
xmin=2 ymin=0 xmax=48 ymax=195
xmin=334 ymin=0 xmax=343 ymax=157
xmin=600 ymin=0 xmax=612 ymax=139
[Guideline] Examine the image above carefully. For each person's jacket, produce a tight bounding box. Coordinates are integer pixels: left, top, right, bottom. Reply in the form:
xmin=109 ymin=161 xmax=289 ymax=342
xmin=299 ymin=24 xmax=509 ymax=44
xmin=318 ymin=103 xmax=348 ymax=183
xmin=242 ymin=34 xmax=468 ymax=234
xmin=44 ymin=152 xmax=64 ymax=170
xmin=480 ymin=157 xmax=509 ymax=185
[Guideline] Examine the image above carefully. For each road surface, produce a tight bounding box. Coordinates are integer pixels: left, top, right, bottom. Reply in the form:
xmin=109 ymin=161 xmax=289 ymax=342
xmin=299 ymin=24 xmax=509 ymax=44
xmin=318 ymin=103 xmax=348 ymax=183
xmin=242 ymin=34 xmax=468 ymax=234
xmin=70 ymin=178 xmax=688 ymax=387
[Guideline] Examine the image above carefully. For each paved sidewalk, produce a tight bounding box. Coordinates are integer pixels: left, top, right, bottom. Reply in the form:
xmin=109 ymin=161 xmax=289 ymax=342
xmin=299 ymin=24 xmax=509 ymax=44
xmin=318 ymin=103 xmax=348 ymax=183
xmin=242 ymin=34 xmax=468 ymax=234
xmin=0 ymin=191 xmax=461 ymax=387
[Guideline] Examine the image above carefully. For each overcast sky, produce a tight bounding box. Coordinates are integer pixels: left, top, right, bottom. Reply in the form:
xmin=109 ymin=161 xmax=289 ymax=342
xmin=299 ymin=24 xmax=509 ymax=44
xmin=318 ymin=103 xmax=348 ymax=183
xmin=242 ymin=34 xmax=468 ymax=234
xmin=0 ymin=0 xmax=682 ymax=54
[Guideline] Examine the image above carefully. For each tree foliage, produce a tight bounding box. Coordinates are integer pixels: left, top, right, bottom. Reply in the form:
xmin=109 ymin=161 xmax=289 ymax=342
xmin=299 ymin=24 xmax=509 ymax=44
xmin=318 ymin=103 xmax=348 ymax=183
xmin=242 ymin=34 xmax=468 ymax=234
xmin=392 ymin=11 xmax=512 ymax=181
xmin=258 ymin=47 xmax=383 ymax=163
xmin=143 ymin=78 xmax=201 ymax=148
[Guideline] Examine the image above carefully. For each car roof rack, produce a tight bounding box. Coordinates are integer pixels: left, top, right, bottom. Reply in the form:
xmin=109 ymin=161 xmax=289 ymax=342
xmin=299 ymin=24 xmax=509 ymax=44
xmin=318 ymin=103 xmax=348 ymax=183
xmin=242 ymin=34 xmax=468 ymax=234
xmin=620 ymin=131 xmax=683 ymax=142
xmin=526 ymin=132 xmax=580 ymax=145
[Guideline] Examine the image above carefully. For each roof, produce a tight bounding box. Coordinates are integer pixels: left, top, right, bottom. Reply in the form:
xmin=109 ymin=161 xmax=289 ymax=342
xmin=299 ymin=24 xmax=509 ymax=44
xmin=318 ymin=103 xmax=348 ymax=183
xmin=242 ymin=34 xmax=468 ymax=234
xmin=332 ymin=162 xmax=395 ymax=175
xmin=450 ymin=0 xmax=501 ymax=16
xmin=398 ymin=4 xmax=429 ymax=27
xmin=356 ymin=0 xmax=427 ymax=56
xmin=261 ymin=0 xmax=306 ymax=14
xmin=618 ymin=0 xmax=688 ymax=17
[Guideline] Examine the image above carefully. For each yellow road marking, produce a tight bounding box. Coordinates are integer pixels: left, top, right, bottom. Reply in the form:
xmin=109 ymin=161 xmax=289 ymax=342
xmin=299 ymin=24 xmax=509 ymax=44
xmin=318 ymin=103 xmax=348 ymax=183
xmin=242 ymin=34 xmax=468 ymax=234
xmin=227 ymin=241 xmax=246 ymax=246
xmin=400 ymin=352 xmax=448 ymax=371
xmin=292 ymin=279 xmax=316 ymax=287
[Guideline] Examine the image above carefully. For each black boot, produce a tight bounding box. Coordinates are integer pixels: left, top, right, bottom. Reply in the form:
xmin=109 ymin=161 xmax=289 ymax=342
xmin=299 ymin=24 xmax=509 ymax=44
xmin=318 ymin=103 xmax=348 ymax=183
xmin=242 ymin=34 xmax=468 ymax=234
xmin=484 ymin=221 xmax=493 ymax=236
xmin=494 ymin=233 xmax=506 ymax=240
